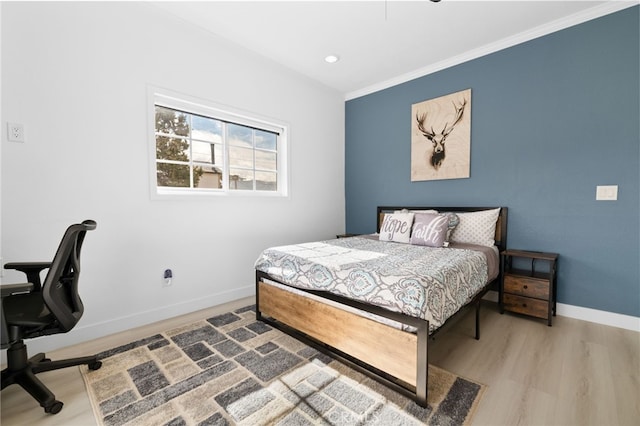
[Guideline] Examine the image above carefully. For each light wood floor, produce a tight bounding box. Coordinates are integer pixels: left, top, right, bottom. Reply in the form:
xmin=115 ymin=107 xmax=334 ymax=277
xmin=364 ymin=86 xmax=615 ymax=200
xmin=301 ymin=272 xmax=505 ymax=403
xmin=1 ymin=297 xmax=638 ymax=425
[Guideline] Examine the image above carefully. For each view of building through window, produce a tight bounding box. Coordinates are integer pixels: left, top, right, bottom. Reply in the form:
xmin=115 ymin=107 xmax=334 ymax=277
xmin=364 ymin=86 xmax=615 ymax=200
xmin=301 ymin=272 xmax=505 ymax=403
xmin=154 ymin=103 xmax=280 ymax=193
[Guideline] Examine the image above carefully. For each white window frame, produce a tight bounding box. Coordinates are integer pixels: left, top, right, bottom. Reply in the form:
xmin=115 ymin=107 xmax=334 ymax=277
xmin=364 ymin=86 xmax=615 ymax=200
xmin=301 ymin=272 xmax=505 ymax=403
xmin=148 ymin=87 xmax=289 ymax=198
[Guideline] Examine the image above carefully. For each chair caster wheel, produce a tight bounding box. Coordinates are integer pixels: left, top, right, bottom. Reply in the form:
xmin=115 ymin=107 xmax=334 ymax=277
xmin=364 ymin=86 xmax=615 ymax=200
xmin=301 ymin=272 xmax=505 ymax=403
xmin=44 ymin=400 xmax=63 ymax=414
xmin=88 ymin=361 xmax=102 ymax=370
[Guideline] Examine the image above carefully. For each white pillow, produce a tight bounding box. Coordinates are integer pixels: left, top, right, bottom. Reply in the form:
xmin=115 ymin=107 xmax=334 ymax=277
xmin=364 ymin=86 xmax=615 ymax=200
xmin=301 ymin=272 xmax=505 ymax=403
xmin=394 ymin=209 xmax=438 ymax=214
xmin=449 ymin=208 xmax=500 ymax=247
xmin=379 ymin=212 xmax=414 ymax=243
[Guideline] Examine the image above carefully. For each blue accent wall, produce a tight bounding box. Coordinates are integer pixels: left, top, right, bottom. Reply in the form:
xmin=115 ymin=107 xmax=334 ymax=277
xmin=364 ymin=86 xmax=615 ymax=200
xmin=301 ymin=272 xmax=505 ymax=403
xmin=345 ymin=7 xmax=639 ymax=317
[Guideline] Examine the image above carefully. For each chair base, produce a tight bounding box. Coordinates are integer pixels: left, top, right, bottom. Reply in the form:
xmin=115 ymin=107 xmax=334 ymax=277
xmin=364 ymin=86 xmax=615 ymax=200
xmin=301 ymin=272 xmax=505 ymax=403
xmin=1 ymin=340 xmax=102 ymax=414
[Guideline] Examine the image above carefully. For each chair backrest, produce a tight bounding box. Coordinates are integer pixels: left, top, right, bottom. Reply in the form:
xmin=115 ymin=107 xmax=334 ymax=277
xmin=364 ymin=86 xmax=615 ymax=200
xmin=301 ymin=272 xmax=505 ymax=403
xmin=41 ymin=220 xmax=96 ymax=332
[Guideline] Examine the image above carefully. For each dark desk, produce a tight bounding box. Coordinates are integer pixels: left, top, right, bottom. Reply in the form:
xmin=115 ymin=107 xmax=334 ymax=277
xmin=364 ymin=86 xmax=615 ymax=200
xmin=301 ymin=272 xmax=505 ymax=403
xmin=1 ymin=283 xmax=34 ymax=349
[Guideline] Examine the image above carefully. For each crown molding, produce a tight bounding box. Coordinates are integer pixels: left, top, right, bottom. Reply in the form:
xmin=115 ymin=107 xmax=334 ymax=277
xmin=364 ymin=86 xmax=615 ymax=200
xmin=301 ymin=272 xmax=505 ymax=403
xmin=345 ymin=1 xmax=638 ymax=101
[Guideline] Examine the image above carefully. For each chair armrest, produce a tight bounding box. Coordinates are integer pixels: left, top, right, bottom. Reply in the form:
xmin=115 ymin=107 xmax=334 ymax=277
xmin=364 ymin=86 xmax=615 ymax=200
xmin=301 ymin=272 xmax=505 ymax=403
xmin=4 ymin=261 xmax=51 ymax=273
xmin=1 ymin=282 xmax=34 ymax=298
xmin=3 ymin=262 xmax=51 ymax=291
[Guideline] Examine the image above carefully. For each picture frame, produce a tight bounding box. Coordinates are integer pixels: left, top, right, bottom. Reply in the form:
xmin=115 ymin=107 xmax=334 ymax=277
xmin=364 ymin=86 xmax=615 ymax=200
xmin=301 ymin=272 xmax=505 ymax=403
xmin=411 ymin=88 xmax=471 ymax=181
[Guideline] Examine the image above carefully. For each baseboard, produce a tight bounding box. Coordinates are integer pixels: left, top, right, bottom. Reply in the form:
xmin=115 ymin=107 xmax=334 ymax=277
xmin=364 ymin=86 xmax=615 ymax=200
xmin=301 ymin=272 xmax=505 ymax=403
xmin=4 ymin=286 xmax=636 ymax=365
xmin=0 ymin=285 xmax=255 ymax=365
xmin=483 ymin=290 xmax=639 ymax=332
xmin=71 ymin=284 xmax=255 ymax=344
xmin=556 ymin=303 xmax=640 ymax=332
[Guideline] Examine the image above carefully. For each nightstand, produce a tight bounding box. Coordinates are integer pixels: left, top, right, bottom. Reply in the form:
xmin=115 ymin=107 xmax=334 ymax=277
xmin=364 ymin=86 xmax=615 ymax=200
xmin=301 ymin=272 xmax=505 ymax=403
xmin=500 ymin=249 xmax=558 ymax=326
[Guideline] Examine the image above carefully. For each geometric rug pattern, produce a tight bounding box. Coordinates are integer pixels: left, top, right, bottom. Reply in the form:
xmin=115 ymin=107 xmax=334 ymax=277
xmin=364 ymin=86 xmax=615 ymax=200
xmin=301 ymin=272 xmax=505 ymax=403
xmin=80 ymin=305 xmax=484 ymax=425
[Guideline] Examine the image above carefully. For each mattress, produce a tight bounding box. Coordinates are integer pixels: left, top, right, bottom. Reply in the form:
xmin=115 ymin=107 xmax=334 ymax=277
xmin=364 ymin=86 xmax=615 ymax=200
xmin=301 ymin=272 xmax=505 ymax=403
xmin=255 ymin=235 xmax=498 ymax=331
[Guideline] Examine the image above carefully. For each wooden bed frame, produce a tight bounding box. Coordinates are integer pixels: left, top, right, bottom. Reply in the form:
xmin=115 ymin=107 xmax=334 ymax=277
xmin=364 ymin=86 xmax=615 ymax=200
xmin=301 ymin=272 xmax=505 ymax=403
xmin=255 ymin=206 xmax=507 ymax=407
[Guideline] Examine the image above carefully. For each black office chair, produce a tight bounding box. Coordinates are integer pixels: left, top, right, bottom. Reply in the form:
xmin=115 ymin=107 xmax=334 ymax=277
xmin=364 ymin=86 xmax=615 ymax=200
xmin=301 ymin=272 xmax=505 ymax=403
xmin=1 ymin=220 xmax=102 ymax=414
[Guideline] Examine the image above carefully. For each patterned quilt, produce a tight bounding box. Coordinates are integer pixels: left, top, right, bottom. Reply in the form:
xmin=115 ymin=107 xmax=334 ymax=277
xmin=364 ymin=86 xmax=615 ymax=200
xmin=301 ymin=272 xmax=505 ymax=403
xmin=254 ymin=236 xmax=490 ymax=331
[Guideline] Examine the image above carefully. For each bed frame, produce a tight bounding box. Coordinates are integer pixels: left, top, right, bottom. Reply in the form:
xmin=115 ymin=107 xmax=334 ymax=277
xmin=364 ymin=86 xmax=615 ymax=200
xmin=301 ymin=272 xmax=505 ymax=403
xmin=255 ymin=206 xmax=507 ymax=407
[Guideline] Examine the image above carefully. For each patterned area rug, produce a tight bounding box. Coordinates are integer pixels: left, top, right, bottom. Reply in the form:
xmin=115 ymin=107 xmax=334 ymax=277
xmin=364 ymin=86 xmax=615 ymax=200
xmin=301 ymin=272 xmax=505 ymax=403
xmin=81 ymin=305 xmax=484 ymax=425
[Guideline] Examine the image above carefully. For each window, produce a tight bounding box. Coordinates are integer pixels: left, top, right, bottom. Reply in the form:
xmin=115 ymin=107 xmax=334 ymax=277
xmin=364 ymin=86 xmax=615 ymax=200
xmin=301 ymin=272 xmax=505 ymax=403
xmin=150 ymin=90 xmax=287 ymax=197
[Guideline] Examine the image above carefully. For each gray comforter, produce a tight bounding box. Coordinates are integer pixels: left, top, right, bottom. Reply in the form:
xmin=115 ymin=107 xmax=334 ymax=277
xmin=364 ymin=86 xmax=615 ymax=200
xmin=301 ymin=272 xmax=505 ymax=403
xmin=254 ymin=236 xmax=497 ymax=330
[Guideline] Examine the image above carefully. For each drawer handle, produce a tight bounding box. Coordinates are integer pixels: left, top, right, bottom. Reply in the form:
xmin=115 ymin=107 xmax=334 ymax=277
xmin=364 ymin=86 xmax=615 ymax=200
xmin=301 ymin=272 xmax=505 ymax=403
xmin=522 ymin=303 xmax=527 ymax=308
xmin=523 ymin=285 xmax=528 ymax=289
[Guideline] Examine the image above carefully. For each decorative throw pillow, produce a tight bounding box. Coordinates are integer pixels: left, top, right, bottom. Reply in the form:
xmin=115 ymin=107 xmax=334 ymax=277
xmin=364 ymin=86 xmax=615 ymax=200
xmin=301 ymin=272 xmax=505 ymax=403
xmin=449 ymin=208 xmax=501 ymax=247
xmin=394 ymin=209 xmax=438 ymax=214
xmin=444 ymin=213 xmax=460 ymax=235
xmin=410 ymin=213 xmax=452 ymax=247
xmin=379 ymin=212 xmax=414 ymax=243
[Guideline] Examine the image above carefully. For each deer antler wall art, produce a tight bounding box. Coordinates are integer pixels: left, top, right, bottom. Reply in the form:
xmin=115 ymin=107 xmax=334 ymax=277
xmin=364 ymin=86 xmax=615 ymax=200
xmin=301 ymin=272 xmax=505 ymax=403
xmin=411 ymin=89 xmax=471 ymax=181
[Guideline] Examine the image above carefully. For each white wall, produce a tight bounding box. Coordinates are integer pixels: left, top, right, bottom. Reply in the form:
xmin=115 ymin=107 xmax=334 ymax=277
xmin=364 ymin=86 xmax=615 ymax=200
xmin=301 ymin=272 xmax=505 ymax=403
xmin=0 ymin=2 xmax=345 ymax=356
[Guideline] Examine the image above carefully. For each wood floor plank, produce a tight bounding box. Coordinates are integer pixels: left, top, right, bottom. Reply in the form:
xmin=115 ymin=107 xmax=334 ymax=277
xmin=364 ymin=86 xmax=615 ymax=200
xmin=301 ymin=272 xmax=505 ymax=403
xmin=1 ymin=298 xmax=638 ymax=426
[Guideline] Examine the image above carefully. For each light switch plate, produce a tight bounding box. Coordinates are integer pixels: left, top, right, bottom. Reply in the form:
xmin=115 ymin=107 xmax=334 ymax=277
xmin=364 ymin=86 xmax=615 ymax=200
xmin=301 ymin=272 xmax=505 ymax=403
xmin=596 ymin=185 xmax=618 ymax=201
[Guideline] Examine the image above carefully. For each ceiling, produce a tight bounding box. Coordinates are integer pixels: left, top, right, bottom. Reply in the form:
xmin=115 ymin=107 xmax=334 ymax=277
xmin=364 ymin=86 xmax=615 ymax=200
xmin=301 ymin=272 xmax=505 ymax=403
xmin=152 ymin=1 xmax=635 ymax=99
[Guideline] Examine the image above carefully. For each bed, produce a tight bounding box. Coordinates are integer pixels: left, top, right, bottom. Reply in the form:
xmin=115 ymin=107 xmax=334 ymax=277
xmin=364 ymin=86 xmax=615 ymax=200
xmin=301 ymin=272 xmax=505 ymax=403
xmin=254 ymin=206 xmax=507 ymax=406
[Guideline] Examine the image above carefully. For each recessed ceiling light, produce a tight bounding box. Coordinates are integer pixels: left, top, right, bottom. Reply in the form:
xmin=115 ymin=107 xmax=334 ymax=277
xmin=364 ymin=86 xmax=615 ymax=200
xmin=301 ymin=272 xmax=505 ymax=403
xmin=324 ymin=55 xmax=340 ymax=64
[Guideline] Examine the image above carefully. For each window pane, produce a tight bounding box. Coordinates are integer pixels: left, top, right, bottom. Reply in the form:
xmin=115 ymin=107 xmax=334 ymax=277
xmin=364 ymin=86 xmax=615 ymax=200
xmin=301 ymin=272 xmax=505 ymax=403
xmin=156 ymin=135 xmax=190 ymax=161
xmin=229 ymin=146 xmax=254 ymax=168
xmin=229 ymin=168 xmax=254 ymax=190
xmin=255 ymin=150 xmax=276 ymax=171
xmin=155 ymin=106 xmax=190 ymax=137
xmin=157 ymin=163 xmax=190 ymax=187
xmin=192 ymin=115 xmax=222 ymax=143
xmin=256 ymin=171 xmax=277 ymax=191
xmin=228 ymin=123 xmax=252 ymax=148
xmin=153 ymin=99 xmax=284 ymax=195
xmin=194 ymin=165 xmax=222 ymax=189
xmin=192 ymin=141 xmax=221 ymax=164
xmin=255 ymin=130 xmax=277 ymax=150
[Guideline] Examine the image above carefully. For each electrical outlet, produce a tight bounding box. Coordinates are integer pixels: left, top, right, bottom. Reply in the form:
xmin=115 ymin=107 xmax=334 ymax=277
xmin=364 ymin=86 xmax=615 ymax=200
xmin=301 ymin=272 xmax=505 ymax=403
xmin=7 ymin=123 xmax=25 ymax=142
xmin=163 ymin=269 xmax=173 ymax=287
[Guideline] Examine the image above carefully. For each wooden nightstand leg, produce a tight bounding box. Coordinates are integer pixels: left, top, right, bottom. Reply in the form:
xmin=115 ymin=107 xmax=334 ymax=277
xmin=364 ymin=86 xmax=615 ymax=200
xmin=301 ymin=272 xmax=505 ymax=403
xmin=552 ymin=263 xmax=558 ymax=317
xmin=549 ymin=261 xmax=557 ymax=325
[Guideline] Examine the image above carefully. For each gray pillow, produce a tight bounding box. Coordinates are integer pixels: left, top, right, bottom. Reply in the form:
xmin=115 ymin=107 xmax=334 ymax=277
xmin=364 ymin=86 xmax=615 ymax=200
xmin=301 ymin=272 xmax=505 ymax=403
xmin=410 ymin=213 xmax=452 ymax=247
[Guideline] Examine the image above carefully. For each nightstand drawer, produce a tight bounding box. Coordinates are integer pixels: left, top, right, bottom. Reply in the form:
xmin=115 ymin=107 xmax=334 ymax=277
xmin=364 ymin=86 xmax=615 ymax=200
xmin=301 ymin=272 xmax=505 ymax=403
xmin=503 ymin=293 xmax=548 ymax=319
xmin=504 ymin=275 xmax=549 ymax=299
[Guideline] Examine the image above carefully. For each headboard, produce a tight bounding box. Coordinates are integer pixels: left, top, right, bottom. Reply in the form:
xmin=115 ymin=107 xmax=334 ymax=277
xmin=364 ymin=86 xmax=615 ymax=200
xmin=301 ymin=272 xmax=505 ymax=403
xmin=376 ymin=206 xmax=508 ymax=252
